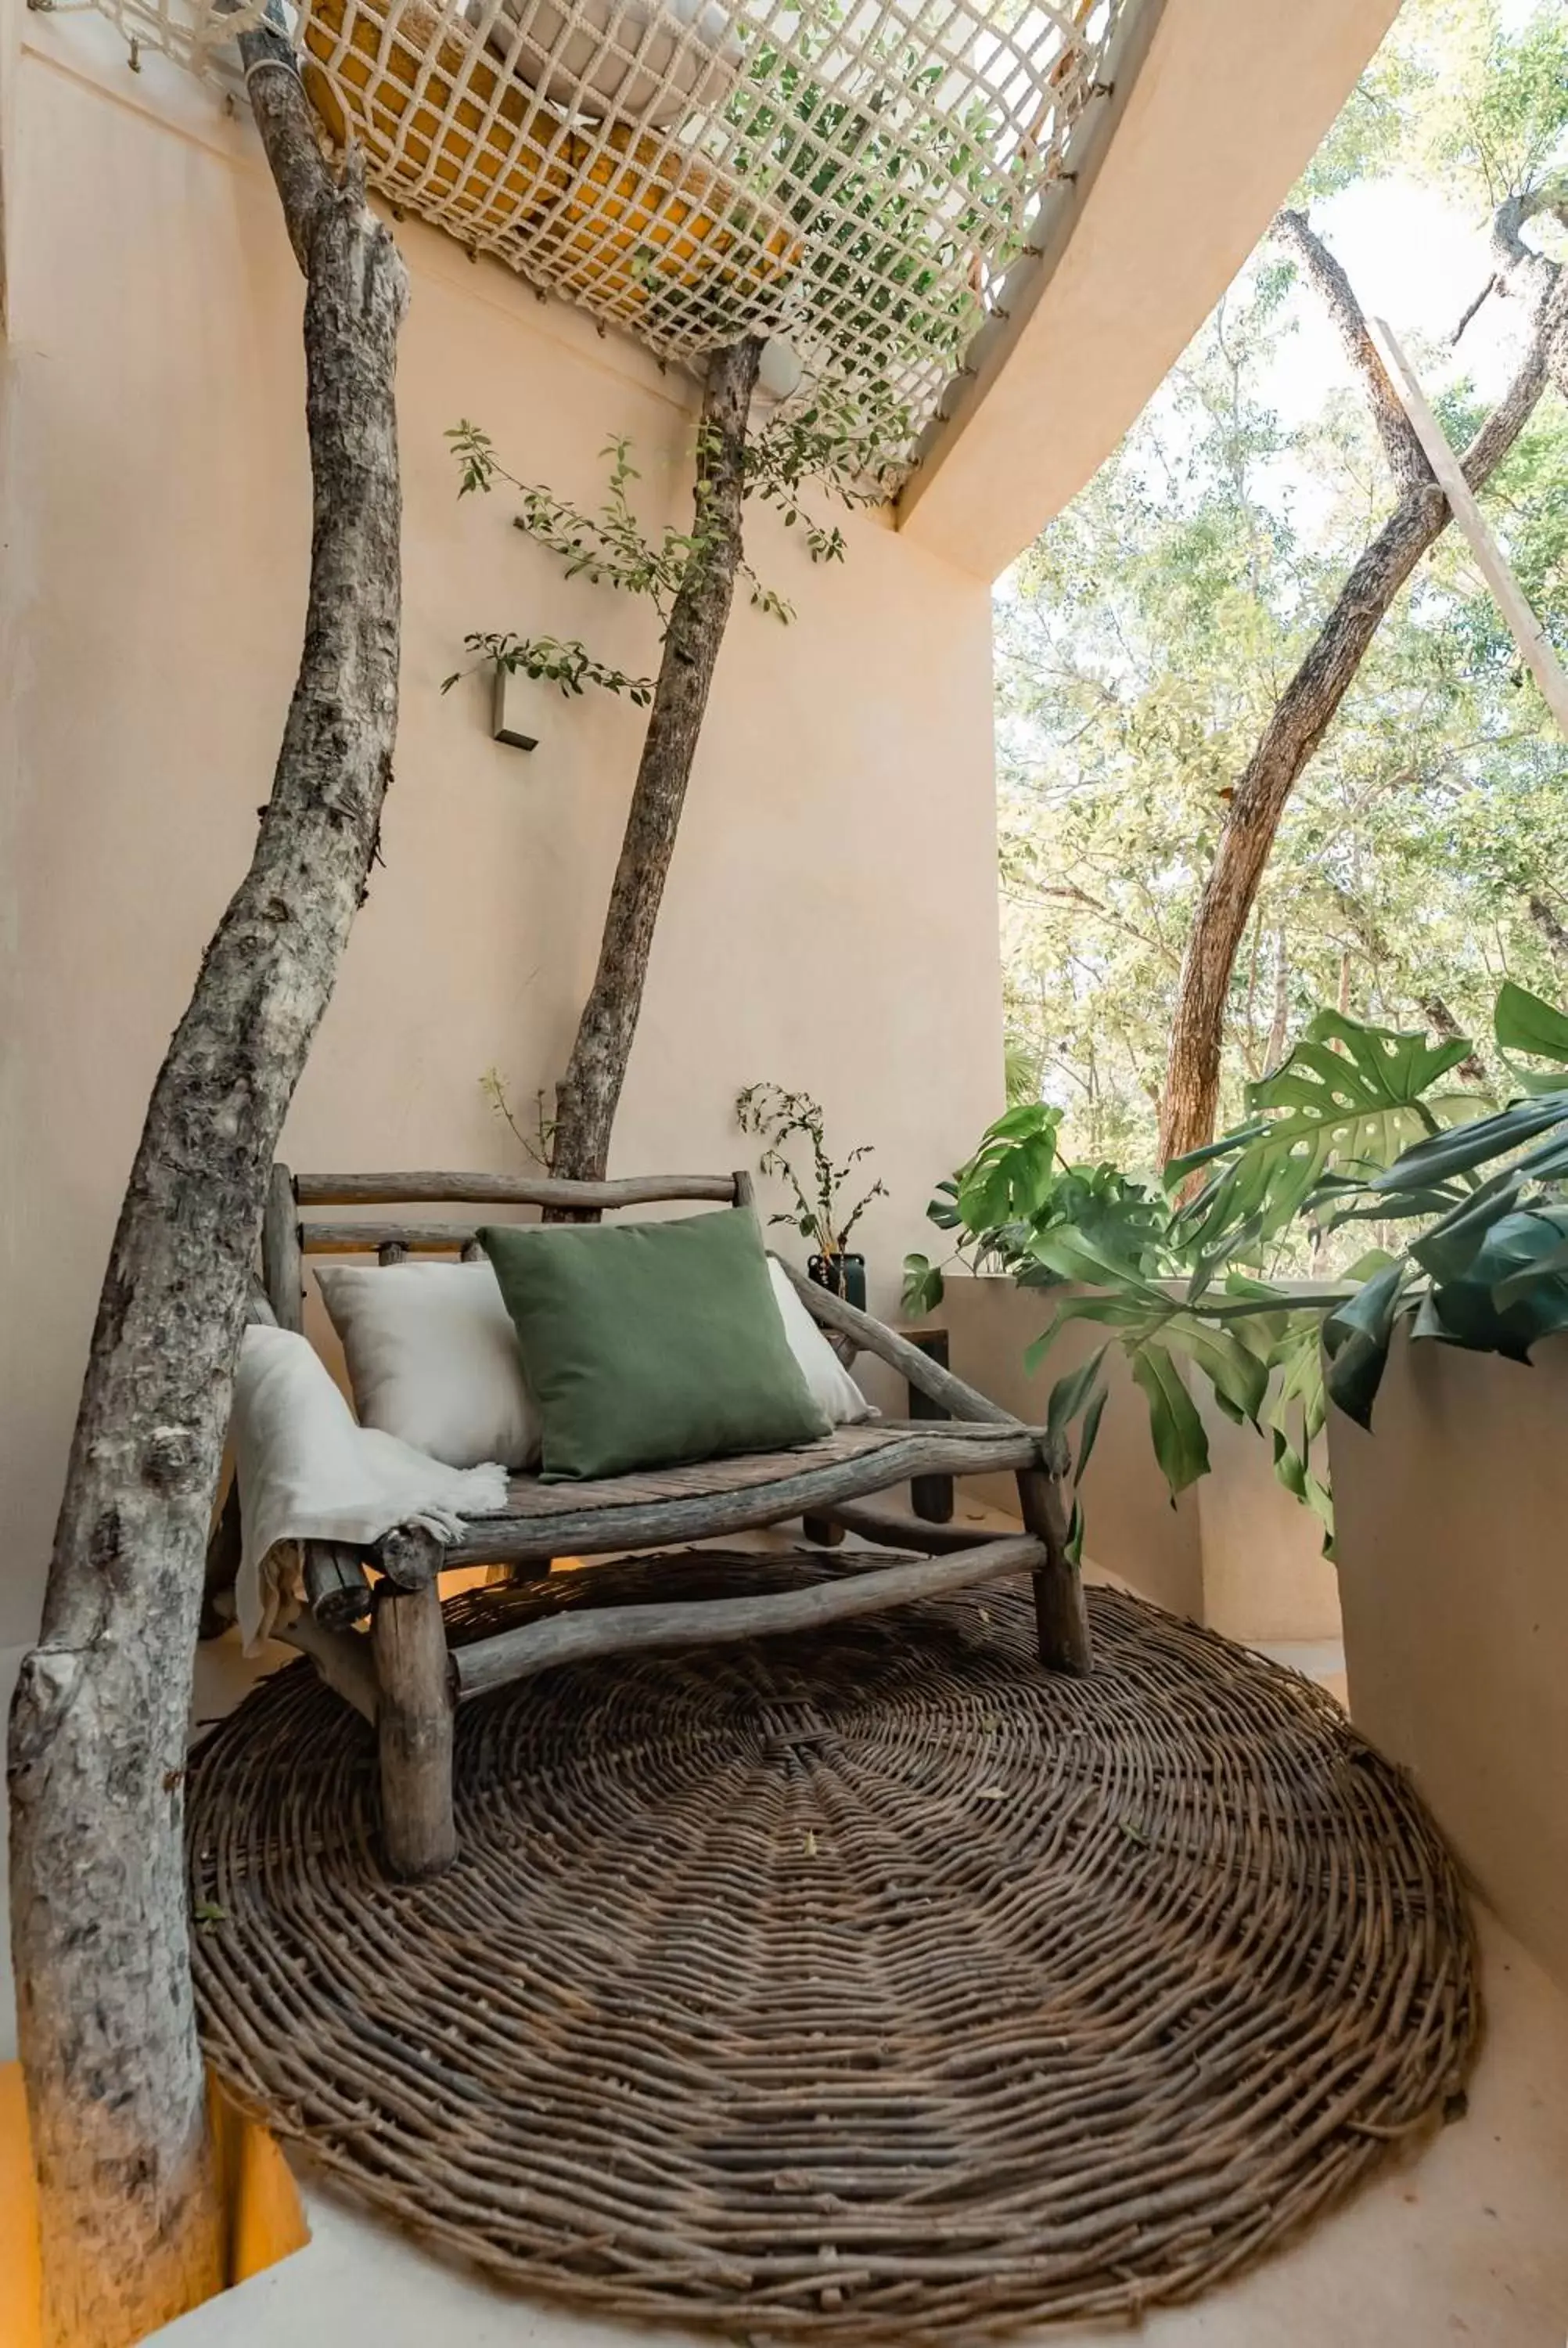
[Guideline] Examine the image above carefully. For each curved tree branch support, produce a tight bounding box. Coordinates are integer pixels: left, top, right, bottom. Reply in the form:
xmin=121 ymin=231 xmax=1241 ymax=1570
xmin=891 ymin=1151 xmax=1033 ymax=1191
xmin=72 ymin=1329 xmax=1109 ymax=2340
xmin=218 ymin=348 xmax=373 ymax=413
xmin=1156 ymin=207 xmax=1568 ymax=1168
xmin=548 ymin=335 xmax=764 ymax=1195
xmin=6 ymin=33 xmax=408 ymax=2345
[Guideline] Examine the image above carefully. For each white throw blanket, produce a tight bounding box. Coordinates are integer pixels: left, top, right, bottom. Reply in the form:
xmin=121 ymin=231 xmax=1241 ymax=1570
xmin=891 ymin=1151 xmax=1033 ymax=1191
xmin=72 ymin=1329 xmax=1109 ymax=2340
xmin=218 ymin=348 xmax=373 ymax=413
xmin=232 ymin=1324 xmax=509 ymax=1653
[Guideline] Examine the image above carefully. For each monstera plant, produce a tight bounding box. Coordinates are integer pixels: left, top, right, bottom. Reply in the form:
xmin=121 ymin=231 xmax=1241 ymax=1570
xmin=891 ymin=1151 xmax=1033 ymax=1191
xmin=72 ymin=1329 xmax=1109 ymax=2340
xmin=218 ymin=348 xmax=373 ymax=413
xmin=908 ymin=985 xmax=1568 ymax=1555
xmin=1332 ymin=982 xmax=1568 ymax=1419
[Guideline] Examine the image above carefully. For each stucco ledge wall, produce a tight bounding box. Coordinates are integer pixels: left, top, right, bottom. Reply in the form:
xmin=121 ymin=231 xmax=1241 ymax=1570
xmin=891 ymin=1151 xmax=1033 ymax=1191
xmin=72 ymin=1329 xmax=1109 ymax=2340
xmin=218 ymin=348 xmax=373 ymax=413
xmin=1330 ymin=1328 xmax=1568 ymax=1998
xmin=937 ymin=1276 xmax=1336 ymax=1642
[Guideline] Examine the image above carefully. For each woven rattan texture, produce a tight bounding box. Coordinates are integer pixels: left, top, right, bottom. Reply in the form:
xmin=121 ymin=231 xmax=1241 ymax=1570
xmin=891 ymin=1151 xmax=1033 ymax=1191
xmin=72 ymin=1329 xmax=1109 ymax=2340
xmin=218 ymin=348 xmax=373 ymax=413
xmin=188 ymin=1558 xmax=1477 ymax=2340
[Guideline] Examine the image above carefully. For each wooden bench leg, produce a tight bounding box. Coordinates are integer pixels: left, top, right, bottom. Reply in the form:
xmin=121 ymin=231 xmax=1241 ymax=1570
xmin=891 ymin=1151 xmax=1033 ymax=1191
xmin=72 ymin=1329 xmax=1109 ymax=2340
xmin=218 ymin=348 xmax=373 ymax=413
xmin=200 ymin=1482 xmax=243 ymax=1641
xmin=372 ymin=1579 xmax=457 ymax=1879
xmin=1016 ymin=1466 xmax=1091 ymax=1676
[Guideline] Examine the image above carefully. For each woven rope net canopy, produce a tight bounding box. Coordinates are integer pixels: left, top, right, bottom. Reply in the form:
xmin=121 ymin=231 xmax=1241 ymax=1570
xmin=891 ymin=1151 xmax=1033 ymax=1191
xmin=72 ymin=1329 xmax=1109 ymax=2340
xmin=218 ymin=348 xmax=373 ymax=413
xmin=71 ymin=0 xmax=1133 ymax=474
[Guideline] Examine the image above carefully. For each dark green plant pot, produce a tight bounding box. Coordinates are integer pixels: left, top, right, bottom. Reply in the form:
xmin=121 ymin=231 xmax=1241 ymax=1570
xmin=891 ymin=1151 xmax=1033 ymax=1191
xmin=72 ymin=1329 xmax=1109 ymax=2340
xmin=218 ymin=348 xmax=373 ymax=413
xmin=808 ymin=1251 xmax=866 ymax=1311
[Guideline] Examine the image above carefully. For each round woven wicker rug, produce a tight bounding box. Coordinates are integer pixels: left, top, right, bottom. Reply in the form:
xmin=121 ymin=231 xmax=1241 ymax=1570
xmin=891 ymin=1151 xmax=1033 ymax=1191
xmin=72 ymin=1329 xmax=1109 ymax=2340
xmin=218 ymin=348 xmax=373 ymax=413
xmin=188 ymin=1557 xmax=1477 ymax=2342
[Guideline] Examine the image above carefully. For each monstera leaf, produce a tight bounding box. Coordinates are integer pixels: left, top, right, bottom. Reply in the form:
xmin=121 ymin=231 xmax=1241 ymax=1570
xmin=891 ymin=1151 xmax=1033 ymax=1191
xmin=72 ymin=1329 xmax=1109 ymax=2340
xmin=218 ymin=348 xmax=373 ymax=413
xmin=1340 ymin=989 xmax=1568 ymax=1388
xmin=1131 ymin=1345 xmax=1211 ymax=1494
xmin=900 ymin=1251 xmax=945 ymax=1318
xmin=952 ymin=1101 xmax=1064 ymax=1234
xmin=1024 ymin=1239 xmax=1276 ymax=1508
xmin=1412 ymin=1205 xmax=1568 ymax=1362
xmin=1372 ymin=1092 xmax=1568 ymax=1193
xmin=918 ymin=982 xmax=1568 ymax=1568
xmin=1495 ymin=979 xmax=1568 ymax=1093
xmin=1264 ymin=1312 xmax=1334 ymax=1545
xmin=1171 ymin=1010 xmax=1477 ymax=1255
xmin=1322 ymin=1262 xmax=1411 ymax=1428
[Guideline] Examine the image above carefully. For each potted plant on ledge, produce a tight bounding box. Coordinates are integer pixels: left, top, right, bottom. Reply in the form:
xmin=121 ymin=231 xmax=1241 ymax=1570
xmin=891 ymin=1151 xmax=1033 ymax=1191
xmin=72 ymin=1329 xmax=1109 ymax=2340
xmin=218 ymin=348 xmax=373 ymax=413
xmin=736 ymin=1082 xmax=886 ymax=1307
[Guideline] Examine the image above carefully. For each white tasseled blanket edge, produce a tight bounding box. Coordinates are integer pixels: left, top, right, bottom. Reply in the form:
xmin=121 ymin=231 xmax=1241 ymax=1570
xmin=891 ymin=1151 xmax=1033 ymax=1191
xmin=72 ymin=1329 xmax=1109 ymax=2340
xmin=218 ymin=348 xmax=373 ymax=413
xmin=231 ymin=1324 xmax=507 ymax=1655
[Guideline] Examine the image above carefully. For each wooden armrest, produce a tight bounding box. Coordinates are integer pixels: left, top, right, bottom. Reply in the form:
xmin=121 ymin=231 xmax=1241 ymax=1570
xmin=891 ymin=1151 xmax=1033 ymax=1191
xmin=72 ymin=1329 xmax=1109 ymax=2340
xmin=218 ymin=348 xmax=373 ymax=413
xmin=376 ymin=1523 xmax=447 ymax=1590
xmin=770 ymin=1256 xmax=1017 ymax=1428
xmin=304 ymin=1541 xmax=375 ymax=1629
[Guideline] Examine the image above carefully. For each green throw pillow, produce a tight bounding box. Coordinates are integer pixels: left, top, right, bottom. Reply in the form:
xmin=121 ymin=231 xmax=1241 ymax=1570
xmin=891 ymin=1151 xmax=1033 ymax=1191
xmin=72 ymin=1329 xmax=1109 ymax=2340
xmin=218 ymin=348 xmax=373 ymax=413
xmin=479 ymin=1206 xmax=832 ymax=1480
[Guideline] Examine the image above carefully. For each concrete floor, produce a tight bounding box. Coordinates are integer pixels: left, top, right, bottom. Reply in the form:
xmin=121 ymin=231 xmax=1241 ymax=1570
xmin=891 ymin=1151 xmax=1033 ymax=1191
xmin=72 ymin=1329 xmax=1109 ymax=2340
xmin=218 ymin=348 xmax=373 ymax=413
xmin=146 ymin=1905 xmax=1568 ymax=2348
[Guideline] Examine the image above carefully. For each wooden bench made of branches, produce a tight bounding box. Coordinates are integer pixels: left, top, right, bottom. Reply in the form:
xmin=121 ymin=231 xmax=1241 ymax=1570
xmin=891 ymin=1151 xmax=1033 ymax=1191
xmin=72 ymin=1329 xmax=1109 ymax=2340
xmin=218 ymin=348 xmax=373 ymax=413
xmin=204 ymin=1165 xmax=1089 ymax=1878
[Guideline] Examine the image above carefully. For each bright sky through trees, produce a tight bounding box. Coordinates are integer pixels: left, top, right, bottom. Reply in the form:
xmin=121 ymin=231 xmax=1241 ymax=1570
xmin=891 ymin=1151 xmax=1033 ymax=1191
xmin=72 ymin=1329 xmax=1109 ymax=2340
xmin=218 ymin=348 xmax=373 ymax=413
xmin=994 ymin=0 xmax=1568 ymax=1172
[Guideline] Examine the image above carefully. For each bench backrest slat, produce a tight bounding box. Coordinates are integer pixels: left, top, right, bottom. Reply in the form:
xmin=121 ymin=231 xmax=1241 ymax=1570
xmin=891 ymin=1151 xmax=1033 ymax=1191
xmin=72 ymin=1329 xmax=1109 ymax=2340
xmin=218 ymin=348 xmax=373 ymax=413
xmin=267 ymin=1166 xmax=756 ymax=1324
xmin=294 ymin=1171 xmax=742 ymax=1211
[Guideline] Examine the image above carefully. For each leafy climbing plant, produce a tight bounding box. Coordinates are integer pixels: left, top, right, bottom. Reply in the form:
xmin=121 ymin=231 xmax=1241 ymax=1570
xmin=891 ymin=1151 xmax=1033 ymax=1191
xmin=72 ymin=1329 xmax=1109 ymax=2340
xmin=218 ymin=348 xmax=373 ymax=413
xmin=444 ymin=398 xmax=894 ymax=702
xmin=724 ymin=9 xmax=1033 ymax=399
xmin=449 ymin=630 xmax=656 ymax=705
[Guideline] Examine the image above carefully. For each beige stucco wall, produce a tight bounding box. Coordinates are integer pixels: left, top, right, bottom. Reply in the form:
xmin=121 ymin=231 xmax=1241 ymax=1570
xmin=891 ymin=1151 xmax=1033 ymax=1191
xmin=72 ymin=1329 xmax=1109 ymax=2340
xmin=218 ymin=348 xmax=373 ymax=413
xmin=1195 ymin=1391 xmax=1339 ymax=1644
xmin=1332 ymin=1331 xmax=1568 ymax=1997
xmin=941 ymin=1277 xmax=1340 ymax=1640
xmin=0 ymin=9 xmax=1005 ymax=1648
xmin=941 ymin=1277 xmax=1205 ymax=1621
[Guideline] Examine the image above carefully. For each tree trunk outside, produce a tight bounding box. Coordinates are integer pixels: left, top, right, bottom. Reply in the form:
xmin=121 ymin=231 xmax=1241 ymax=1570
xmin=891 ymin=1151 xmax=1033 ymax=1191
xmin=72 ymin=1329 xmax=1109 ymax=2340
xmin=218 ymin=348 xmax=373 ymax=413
xmin=1264 ymin=930 xmax=1289 ymax=1072
xmin=547 ymin=336 xmax=764 ymax=1196
xmin=6 ymin=34 xmax=408 ymax=2345
xmin=1493 ymin=192 xmax=1568 ymax=406
xmin=1156 ymin=218 xmax=1568 ymax=1167
xmin=1527 ymin=891 xmax=1568 ymax=974
xmin=1272 ymin=208 xmax=1430 ymax=493
xmin=1419 ymin=992 xmax=1490 ymax=1089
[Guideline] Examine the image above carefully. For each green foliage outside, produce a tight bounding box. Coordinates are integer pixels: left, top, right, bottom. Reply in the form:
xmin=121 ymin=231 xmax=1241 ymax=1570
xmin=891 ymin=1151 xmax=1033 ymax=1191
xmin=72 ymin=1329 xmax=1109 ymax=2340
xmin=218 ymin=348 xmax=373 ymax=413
xmin=997 ymin=0 xmax=1568 ymax=1171
xmin=905 ymin=983 xmax=1568 ymax=1558
xmin=940 ymin=0 xmax=1568 ymax=1558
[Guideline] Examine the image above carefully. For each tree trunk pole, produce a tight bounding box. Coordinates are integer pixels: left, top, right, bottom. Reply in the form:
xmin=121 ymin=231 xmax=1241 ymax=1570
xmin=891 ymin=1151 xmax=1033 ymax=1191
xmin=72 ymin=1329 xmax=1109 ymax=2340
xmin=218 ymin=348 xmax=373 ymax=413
xmin=1156 ymin=215 xmax=1568 ymax=1168
xmin=6 ymin=31 xmax=408 ymax=2344
xmin=547 ymin=336 xmax=764 ymax=1196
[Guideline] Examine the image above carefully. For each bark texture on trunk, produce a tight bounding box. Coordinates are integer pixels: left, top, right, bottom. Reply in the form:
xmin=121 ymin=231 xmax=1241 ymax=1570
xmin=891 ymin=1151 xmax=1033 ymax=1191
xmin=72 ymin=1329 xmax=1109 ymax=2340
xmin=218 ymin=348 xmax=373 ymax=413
xmin=1419 ymin=992 xmax=1490 ymax=1090
xmin=1156 ymin=213 xmax=1568 ymax=1168
xmin=548 ymin=336 xmax=763 ymax=1194
xmin=1527 ymin=891 xmax=1568 ymax=973
xmin=6 ymin=35 xmax=408 ymax=2345
xmin=1272 ymin=209 xmax=1430 ymax=493
xmin=1494 ymin=192 xmax=1568 ymax=403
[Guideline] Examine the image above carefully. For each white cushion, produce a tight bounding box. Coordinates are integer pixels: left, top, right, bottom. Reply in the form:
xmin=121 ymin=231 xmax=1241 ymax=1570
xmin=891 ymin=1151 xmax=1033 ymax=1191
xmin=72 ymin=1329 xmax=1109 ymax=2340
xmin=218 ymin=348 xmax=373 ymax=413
xmin=315 ymin=1261 xmax=541 ymax=1471
xmin=768 ymin=1261 xmax=875 ymax=1426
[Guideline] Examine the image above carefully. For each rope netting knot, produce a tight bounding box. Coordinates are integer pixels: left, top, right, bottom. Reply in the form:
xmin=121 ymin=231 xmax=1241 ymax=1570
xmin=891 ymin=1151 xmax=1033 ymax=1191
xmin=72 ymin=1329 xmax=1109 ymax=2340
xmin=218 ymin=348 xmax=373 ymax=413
xmin=64 ymin=0 xmax=1137 ymax=474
